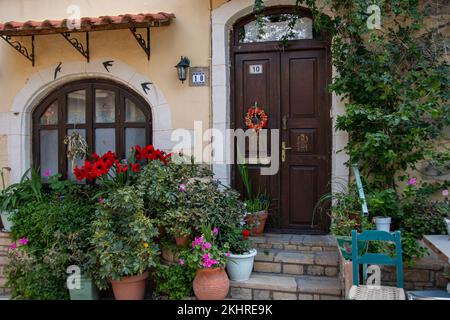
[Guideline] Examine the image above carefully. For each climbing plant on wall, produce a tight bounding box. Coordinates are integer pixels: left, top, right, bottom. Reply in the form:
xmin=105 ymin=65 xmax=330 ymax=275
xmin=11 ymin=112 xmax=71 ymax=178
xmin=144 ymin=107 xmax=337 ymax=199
xmin=254 ymin=0 xmax=449 ymax=189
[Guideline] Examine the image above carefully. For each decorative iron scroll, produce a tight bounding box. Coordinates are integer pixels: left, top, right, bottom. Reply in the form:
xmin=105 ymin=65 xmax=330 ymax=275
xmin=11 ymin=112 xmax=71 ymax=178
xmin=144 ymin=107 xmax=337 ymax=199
xmin=0 ymin=35 xmax=35 ymax=66
xmin=60 ymin=32 xmax=89 ymax=62
xmin=130 ymin=27 xmax=150 ymax=60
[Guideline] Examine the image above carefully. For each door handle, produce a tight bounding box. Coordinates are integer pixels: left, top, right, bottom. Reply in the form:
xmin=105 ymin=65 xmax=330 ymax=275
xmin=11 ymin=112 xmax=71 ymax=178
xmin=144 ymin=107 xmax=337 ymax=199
xmin=281 ymin=141 xmax=292 ymax=163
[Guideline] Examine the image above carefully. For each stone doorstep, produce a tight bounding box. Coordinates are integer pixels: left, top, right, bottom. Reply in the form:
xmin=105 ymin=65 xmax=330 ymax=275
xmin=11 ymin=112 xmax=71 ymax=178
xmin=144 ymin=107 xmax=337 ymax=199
xmin=255 ymin=249 xmax=339 ymax=267
xmin=229 ymin=273 xmax=343 ymax=297
xmin=251 ymin=234 xmax=337 ymax=249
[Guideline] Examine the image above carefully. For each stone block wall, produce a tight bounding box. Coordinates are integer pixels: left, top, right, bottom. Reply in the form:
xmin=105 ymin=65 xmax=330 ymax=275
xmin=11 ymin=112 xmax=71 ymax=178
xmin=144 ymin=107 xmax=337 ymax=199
xmin=0 ymin=232 xmax=11 ymax=295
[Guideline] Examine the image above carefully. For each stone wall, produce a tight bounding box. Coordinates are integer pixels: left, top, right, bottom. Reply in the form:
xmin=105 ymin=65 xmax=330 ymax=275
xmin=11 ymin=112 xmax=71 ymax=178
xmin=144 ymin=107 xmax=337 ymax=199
xmin=0 ymin=232 xmax=11 ymax=296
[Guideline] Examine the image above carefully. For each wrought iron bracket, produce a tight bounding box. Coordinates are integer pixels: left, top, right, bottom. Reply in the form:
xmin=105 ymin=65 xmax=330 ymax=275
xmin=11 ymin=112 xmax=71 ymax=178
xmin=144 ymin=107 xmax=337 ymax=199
xmin=60 ymin=32 xmax=90 ymax=62
xmin=1 ymin=35 xmax=35 ymax=66
xmin=129 ymin=27 xmax=150 ymax=60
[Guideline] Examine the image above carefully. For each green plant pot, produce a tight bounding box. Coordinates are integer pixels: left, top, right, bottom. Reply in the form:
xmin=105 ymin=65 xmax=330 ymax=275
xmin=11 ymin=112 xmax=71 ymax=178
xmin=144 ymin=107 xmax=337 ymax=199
xmin=336 ymin=236 xmax=367 ymax=261
xmin=69 ymin=275 xmax=99 ymax=300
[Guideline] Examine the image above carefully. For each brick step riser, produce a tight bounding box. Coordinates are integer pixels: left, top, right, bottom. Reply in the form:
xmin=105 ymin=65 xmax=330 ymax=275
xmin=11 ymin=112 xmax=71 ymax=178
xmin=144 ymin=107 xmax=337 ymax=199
xmin=228 ymin=287 xmax=342 ymax=300
xmin=253 ymin=262 xmax=339 ymax=277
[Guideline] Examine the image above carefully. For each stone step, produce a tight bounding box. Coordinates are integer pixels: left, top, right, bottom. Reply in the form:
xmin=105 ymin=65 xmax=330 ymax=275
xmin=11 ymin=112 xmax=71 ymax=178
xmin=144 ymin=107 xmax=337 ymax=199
xmin=251 ymin=234 xmax=338 ymax=252
xmin=229 ymin=272 xmax=343 ymax=300
xmin=254 ymin=249 xmax=339 ymax=277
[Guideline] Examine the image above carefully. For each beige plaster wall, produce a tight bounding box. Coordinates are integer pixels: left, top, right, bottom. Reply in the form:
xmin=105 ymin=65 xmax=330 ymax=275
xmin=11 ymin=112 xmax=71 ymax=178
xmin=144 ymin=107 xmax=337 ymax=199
xmin=0 ymin=0 xmax=211 ymax=130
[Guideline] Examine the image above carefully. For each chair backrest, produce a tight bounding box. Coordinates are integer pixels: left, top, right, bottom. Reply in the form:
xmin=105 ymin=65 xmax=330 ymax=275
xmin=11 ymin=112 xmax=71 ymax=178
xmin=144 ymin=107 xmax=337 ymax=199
xmin=351 ymin=229 xmax=404 ymax=288
xmin=351 ymin=164 xmax=369 ymax=216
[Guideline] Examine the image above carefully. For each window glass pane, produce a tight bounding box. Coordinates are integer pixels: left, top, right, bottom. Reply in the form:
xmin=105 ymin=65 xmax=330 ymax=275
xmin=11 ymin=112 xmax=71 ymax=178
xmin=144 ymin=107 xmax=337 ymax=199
xmin=67 ymin=90 xmax=86 ymax=124
xmin=95 ymin=90 xmax=115 ymax=123
xmin=95 ymin=128 xmax=115 ymax=156
xmin=40 ymin=101 xmax=58 ymax=125
xmin=40 ymin=130 xmax=58 ymax=179
xmin=125 ymin=99 xmax=146 ymax=122
xmin=239 ymin=15 xmax=313 ymax=43
xmin=125 ymin=128 xmax=146 ymax=158
xmin=67 ymin=129 xmax=86 ymax=182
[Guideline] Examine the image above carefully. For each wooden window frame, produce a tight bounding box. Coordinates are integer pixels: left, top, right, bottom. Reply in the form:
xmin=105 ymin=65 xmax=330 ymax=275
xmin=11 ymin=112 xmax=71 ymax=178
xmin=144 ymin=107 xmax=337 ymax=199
xmin=32 ymin=79 xmax=152 ymax=179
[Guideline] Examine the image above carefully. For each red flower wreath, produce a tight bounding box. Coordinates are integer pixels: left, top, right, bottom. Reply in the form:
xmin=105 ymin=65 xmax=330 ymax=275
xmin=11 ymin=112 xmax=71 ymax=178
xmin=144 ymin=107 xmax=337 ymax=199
xmin=245 ymin=106 xmax=268 ymax=132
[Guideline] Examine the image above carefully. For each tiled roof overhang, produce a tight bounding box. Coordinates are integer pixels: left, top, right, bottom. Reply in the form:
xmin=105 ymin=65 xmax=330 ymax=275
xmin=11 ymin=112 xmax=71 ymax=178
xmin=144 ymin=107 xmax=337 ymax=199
xmin=0 ymin=13 xmax=175 ymax=36
xmin=0 ymin=12 xmax=175 ymax=65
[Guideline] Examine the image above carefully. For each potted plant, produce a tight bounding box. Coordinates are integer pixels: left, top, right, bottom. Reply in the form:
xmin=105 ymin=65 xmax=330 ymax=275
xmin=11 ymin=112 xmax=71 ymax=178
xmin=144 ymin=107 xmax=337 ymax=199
xmin=237 ymin=163 xmax=270 ymax=235
xmin=158 ymin=207 xmax=197 ymax=247
xmin=224 ymin=224 xmax=256 ymax=281
xmin=1 ymin=167 xmax=17 ymax=232
xmin=183 ymin=225 xmax=230 ymax=300
xmin=92 ymin=187 xmax=159 ymax=300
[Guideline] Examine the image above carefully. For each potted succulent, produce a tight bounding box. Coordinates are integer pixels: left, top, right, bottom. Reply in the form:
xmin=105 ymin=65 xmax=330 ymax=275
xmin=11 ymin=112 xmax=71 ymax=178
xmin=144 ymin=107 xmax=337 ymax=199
xmin=224 ymin=224 xmax=256 ymax=281
xmin=182 ymin=225 xmax=230 ymax=300
xmin=92 ymin=187 xmax=159 ymax=300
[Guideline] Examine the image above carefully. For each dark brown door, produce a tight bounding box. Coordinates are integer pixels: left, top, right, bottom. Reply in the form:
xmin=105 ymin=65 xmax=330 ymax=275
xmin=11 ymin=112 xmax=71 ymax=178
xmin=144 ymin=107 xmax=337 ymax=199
xmin=280 ymin=49 xmax=331 ymax=230
xmin=232 ymin=47 xmax=331 ymax=232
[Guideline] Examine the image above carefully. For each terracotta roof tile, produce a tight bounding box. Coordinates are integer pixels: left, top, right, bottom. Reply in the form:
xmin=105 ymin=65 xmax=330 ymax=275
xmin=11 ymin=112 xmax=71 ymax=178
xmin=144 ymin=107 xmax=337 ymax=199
xmin=0 ymin=12 xmax=175 ymax=36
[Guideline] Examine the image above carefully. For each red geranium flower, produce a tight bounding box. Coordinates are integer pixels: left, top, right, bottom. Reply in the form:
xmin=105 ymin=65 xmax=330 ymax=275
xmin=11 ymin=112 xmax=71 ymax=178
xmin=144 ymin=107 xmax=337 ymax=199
xmin=142 ymin=145 xmax=155 ymax=160
xmin=74 ymin=166 xmax=85 ymax=181
xmin=131 ymin=163 xmax=141 ymax=173
xmin=93 ymin=160 xmax=108 ymax=176
xmin=242 ymin=229 xmax=251 ymax=239
xmin=134 ymin=145 xmax=143 ymax=161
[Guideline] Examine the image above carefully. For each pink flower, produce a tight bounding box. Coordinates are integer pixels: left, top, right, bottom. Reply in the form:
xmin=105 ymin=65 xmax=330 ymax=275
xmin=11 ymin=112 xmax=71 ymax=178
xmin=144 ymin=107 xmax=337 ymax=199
xmin=18 ymin=238 xmax=28 ymax=245
xmin=43 ymin=169 xmax=52 ymax=177
xmin=226 ymin=252 xmax=231 ymax=257
xmin=213 ymin=227 xmax=219 ymax=235
xmin=178 ymin=183 xmax=187 ymax=192
xmin=192 ymin=235 xmax=205 ymax=248
xmin=9 ymin=243 xmax=16 ymax=250
xmin=97 ymin=198 xmax=105 ymax=203
xmin=407 ymin=178 xmax=417 ymax=186
xmin=442 ymin=189 xmax=449 ymax=197
xmin=179 ymin=259 xmax=185 ymax=266
xmin=202 ymin=242 xmax=212 ymax=251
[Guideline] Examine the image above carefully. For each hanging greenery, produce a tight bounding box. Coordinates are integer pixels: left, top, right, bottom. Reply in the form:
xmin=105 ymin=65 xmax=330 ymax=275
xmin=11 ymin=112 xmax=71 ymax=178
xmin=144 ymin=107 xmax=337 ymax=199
xmin=254 ymin=0 xmax=449 ymax=188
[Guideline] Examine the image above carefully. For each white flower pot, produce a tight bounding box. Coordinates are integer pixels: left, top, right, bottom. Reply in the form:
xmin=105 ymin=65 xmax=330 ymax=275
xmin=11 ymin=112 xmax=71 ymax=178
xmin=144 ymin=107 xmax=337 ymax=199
xmin=375 ymin=216 xmax=391 ymax=232
xmin=444 ymin=218 xmax=450 ymax=237
xmin=0 ymin=211 xmax=14 ymax=232
xmin=226 ymin=249 xmax=257 ymax=282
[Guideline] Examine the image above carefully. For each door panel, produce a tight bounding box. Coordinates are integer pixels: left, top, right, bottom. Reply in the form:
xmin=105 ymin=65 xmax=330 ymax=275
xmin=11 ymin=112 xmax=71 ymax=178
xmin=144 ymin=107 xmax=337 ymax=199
xmin=233 ymin=52 xmax=280 ymax=216
xmin=280 ymin=49 xmax=330 ymax=230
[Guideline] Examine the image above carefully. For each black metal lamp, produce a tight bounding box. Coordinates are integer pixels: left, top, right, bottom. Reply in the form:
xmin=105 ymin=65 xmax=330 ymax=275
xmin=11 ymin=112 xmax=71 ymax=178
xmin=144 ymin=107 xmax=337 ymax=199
xmin=175 ymin=56 xmax=190 ymax=83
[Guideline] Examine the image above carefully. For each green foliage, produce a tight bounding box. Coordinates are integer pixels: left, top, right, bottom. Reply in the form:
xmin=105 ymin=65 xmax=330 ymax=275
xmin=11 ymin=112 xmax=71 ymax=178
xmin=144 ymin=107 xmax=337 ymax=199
xmin=154 ymin=262 xmax=196 ymax=300
xmin=6 ymin=175 xmax=97 ymax=299
xmin=157 ymin=207 xmax=207 ymax=238
xmin=91 ymin=186 xmax=159 ymax=288
xmin=221 ymin=224 xmax=253 ymax=255
xmin=237 ymin=163 xmax=270 ymax=213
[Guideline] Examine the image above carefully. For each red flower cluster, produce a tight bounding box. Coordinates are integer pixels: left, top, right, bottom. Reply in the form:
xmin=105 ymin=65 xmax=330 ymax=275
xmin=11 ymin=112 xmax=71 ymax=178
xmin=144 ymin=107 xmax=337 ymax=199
xmin=242 ymin=229 xmax=251 ymax=240
xmin=73 ymin=145 xmax=170 ymax=181
xmin=133 ymin=145 xmax=171 ymax=163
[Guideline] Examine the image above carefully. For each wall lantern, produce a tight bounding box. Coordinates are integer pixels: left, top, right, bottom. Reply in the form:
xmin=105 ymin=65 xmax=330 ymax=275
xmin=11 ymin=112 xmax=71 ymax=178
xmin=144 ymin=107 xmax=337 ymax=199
xmin=175 ymin=56 xmax=190 ymax=83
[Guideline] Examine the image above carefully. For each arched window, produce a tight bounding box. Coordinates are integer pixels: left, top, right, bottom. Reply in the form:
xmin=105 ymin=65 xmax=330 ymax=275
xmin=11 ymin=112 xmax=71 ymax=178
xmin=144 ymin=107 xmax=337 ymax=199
xmin=32 ymin=79 xmax=152 ymax=180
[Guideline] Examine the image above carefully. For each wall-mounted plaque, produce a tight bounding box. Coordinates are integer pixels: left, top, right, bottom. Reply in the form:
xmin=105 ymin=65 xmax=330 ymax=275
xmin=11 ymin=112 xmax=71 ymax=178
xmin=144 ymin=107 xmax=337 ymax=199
xmin=189 ymin=67 xmax=210 ymax=87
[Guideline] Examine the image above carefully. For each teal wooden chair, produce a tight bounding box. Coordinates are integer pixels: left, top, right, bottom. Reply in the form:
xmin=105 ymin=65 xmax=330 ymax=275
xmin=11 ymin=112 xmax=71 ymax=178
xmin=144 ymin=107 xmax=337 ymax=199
xmin=349 ymin=229 xmax=405 ymax=300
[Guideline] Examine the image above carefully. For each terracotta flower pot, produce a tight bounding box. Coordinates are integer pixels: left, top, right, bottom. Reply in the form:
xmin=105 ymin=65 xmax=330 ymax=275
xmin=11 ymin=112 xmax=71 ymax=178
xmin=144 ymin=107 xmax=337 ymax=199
xmin=175 ymin=235 xmax=190 ymax=247
xmin=245 ymin=211 xmax=268 ymax=236
xmin=110 ymin=271 xmax=148 ymax=300
xmin=193 ymin=268 xmax=230 ymax=300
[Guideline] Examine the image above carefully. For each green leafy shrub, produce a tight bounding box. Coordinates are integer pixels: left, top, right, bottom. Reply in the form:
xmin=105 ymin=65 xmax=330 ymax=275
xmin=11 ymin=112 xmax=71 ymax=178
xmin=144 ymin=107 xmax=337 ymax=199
xmin=91 ymin=186 xmax=159 ymax=288
xmin=154 ymin=262 xmax=196 ymax=300
xmin=6 ymin=174 xmax=97 ymax=299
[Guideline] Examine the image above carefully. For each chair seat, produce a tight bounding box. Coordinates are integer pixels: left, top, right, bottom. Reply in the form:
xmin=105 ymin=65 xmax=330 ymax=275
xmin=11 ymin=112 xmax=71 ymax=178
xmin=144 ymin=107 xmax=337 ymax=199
xmin=349 ymin=285 xmax=405 ymax=300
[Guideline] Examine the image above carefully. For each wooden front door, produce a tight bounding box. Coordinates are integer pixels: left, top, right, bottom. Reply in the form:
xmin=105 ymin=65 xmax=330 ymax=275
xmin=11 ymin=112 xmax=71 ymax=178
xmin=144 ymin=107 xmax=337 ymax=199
xmin=231 ymin=8 xmax=331 ymax=232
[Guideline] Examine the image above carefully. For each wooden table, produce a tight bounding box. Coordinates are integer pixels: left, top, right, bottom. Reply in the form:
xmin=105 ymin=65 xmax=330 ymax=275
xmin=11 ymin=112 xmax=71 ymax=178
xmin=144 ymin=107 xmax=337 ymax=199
xmin=423 ymin=235 xmax=450 ymax=265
